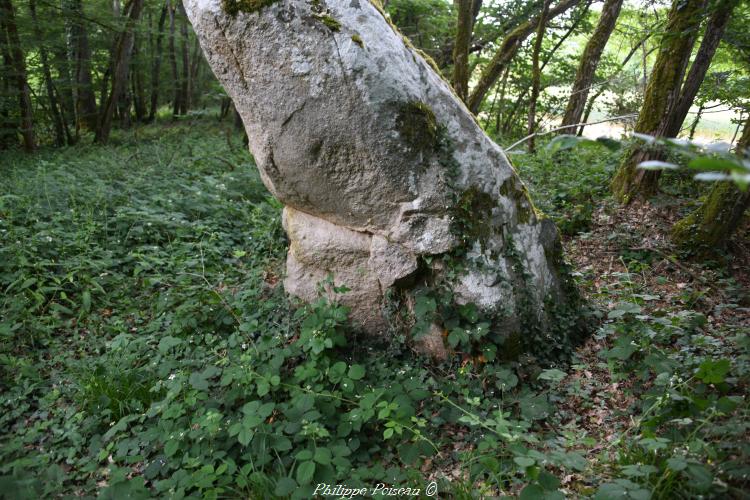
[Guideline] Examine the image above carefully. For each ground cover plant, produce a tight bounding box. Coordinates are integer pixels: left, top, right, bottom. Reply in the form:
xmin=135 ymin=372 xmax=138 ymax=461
xmin=0 ymin=117 xmax=747 ymax=498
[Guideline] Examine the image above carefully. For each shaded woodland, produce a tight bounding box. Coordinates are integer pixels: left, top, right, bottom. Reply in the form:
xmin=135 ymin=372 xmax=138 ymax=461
xmin=0 ymin=0 xmax=749 ymax=497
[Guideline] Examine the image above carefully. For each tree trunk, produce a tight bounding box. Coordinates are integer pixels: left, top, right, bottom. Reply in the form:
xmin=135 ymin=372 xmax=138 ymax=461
xmin=0 ymin=0 xmax=35 ymax=152
xmin=466 ymin=0 xmax=580 ymax=114
xmin=611 ymin=0 xmax=706 ymax=203
xmin=671 ymin=116 xmax=750 ymax=254
xmin=132 ymin=38 xmax=147 ymax=122
xmin=189 ymin=35 xmax=201 ymax=107
xmin=178 ymin=0 xmax=190 ymax=114
xmin=662 ymin=0 xmax=737 ymax=138
xmin=688 ymin=104 xmax=703 ymax=140
xmin=95 ymin=0 xmax=145 ymax=143
xmin=29 ymin=0 xmax=66 ymax=146
xmin=526 ymin=0 xmax=551 ymax=153
xmin=577 ymin=32 xmax=652 ymax=135
xmin=452 ymin=0 xmax=477 ymax=102
xmin=66 ymin=0 xmax=98 ymax=131
xmin=51 ymin=45 xmax=76 ymax=144
xmin=168 ymin=1 xmax=181 ymax=118
xmin=186 ymin=0 xmax=585 ymax=360
xmin=559 ymin=0 xmax=623 ymax=130
xmin=149 ymin=0 xmax=169 ymax=121
xmin=0 ymin=23 xmax=17 ymax=149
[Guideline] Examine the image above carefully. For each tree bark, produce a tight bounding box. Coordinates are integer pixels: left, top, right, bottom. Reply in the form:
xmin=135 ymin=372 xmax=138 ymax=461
xmin=168 ymin=0 xmax=181 ymax=118
xmin=576 ymin=32 xmax=653 ymax=135
xmin=179 ymin=1 xmax=190 ymax=114
xmin=132 ymin=33 xmax=147 ymax=122
xmin=662 ymin=0 xmax=737 ymax=138
xmin=466 ymin=0 xmax=580 ymax=114
xmin=671 ymin=116 xmax=750 ymax=254
xmin=94 ymin=0 xmax=145 ymax=143
xmin=0 ymin=0 xmax=36 ymax=152
xmin=610 ymin=0 xmax=706 ymax=203
xmin=452 ymin=0 xmax=479 ymax=102
xmin=149 ymin=0 xmax=169 ymax=121
xmin=559 ymin=0 xmax=623 ymax=130
xmin=0 ymin=21 xmax=17 ymax=149
xmin=186 ymin=0 xmax=585 ymax=359
xmin=66 ymin=0 xmax=98 ymax=131
xmin=526 ymin=0 xmax=551 ymax=153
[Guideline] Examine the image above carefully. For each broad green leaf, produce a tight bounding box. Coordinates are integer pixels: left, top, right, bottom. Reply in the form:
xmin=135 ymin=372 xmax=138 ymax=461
xmin=296 ymin=461 xmax=315 ymax=485
xmin=347 ymin=364 xmax=365 ymax=380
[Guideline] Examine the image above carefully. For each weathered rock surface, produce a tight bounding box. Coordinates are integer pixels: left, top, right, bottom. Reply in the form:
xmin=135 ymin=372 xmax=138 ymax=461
xmin=185 ymin=0 xmax=581 ymax=358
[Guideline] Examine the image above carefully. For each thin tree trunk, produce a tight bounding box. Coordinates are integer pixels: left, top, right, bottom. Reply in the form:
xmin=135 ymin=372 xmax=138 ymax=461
xmin=0 ymin=0 xmax=35 ymax=151
xmin=168 ymin=1 xmax=181 ymax=118
xmin=559 ymin=0 xmax=623 ymax=130
xmin=189 ymin=35 xmax=201 ymax=107
xmin=0 ymin=23 xmax=17 ymax=149
xmin=611 ymin=0 xmax=706 ymax=203
xmin=576 ymin=32 xmax=653 ymax=135
xmin=493 ymin=65 xmax=510 ymax=133
xmin=672 ymin=116 xmax=750 ymax=253
xmin=67 ymin=0 xmax=98 ymax=131
xmin=178 ymin=1 xmax=190 ymax=114
xmin=467 ymin=0 xmax=580 ymax=114
xmin=662 ymin=0 xmax=737 ymax=138
xmin=29 ymin=0 xmax=66 ymax=146
xmin=688 ymin=104 xmax=704 ymax=140
xmin=452 ymin=0 xmax=475 ymax=102
xmin=149 ymin=0 xmax=168 ymax=121
xmin=95 ymin=0 xmax=145 ymax=143
xmin=51 ymin=46 xmax=76 ymax=144
xmin=577 ymin=88 xmax=604 ymax=135
xmin=131 ymin=32 xmax=147 ymax=122
xmin=526 ymin=0 xmax=551 ymax=152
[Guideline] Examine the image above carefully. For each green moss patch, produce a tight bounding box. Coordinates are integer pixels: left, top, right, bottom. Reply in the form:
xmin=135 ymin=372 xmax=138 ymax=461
xmin=222 ymin=0 xmax=278 ymax=16
xmin=313 ymin=13 xmax=341 ymax=31
xmin=451 ymin=186 xmax=497 ymax=252
xmin=397 ymin=101 xmax=438 ymax=151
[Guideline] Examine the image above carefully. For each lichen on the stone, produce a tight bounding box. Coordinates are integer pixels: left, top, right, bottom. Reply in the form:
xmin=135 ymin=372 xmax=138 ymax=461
xmin=396 ymin=101 xmax=438 ymax=151
xmin=221 ymin=0 xmax=278 ymax=16
xmin=351 ymin=34 xmax=364 ymax=47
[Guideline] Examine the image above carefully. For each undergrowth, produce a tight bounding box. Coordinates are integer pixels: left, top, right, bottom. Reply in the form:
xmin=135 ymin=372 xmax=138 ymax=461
xmin=0 ymin=119 xmax=747 ymax=498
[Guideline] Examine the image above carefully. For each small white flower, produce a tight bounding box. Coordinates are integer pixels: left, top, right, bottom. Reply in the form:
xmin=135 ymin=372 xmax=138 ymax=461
xmin=168 ymin=373 xmax=176 ymax=380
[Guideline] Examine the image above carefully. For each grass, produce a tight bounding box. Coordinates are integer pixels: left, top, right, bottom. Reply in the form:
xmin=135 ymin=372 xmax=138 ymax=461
xmin=0 ymin=117 xmax=747 ymax=498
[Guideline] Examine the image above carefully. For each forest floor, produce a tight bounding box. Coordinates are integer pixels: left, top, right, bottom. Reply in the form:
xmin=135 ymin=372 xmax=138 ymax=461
xmin=0 ymin=118 xmax=748 ymax=499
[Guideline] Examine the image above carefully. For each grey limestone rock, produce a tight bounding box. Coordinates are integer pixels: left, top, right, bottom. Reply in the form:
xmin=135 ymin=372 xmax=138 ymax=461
xmin=185 ymin=0 xmax=580 ymax=357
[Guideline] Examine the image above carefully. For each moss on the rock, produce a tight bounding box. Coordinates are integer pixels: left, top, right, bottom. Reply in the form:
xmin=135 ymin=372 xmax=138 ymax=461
xmin=499 ymin=177 xmax=539 ymax=225
xmin=315 ymin=13 xmax=341 ymax=31
xmin=351 ymin=34 xmax=364 ymax=47
xmin=397 ymin=101 xmax=438 ymax=151
xmin=221 ymin=0 xmax=278 ymax=16
xmin=451 ymin=186 xmax=497 ymax=252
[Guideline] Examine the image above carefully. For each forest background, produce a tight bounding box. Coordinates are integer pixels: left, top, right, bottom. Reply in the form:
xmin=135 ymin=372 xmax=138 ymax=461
xmin=0 ymin=0 xmax=749 ymax=498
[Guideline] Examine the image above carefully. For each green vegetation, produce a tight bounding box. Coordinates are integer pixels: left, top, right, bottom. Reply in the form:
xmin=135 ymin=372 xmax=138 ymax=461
xmin=396 ymin=101 xmax=438 ymax=151
xmin=1 ymin=0 xmax=748 ymax=497
xmin=1 ymin=119 xmax=746 ymax=498
xmin=222 ymin=0 xmax=279 ymax=16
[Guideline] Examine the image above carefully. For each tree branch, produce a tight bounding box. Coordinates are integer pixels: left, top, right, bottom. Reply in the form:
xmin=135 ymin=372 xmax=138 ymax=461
xmin=504 ymin=113 xmax=638 ymax=151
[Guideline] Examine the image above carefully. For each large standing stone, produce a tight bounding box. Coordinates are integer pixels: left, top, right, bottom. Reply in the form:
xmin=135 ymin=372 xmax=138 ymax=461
xmin=185 ymin=0 xmax=583 ymax=358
